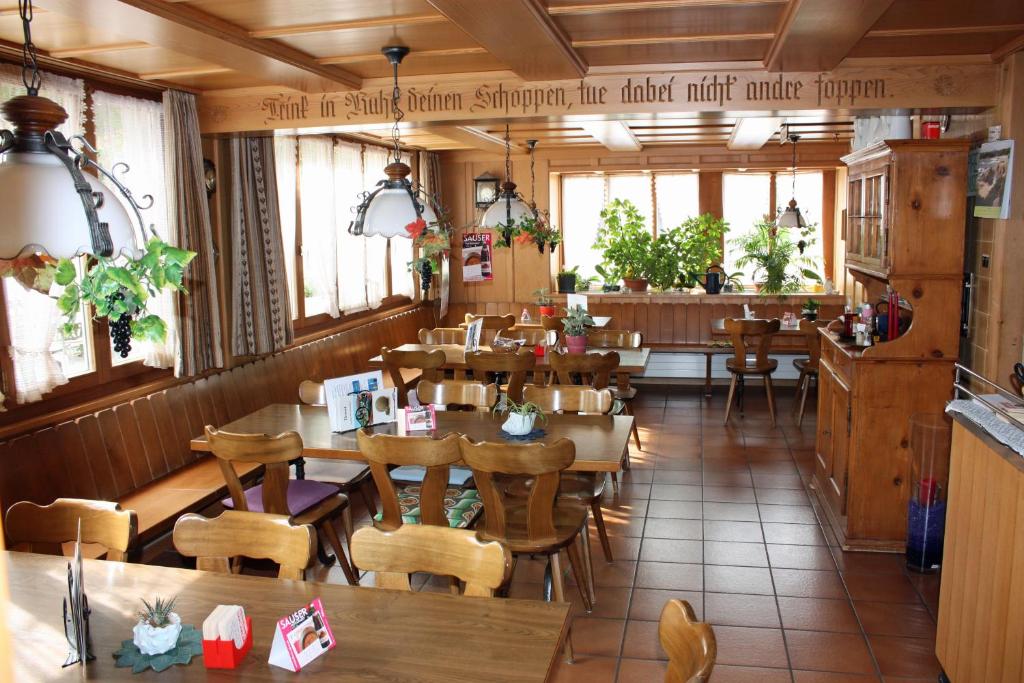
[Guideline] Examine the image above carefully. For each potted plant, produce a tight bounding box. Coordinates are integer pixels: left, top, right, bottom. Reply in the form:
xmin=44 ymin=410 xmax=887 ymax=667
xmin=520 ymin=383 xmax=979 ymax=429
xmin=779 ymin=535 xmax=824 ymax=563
xmin=561 ymin=304 xmax=594 ymax=353
xmin=557 ymin=266 xmax=579 ymax=294
xmin=513 ymin=211 xmax=561 ymax=254
xmin=494 ymin=398 xmax=547 ymax=436
xmin=648 ymin=230 xmax=684 ymax=291
xmin=801 ymin=298 xmax=821 ymax=321
xmin=731 ymin=215 xmax=822 ymax=297
xmin=534 ymin=288 xmax=556 ymax=318
xmin=594 ymin=265 xmax=621 ymax=292
xmin=595 ymin=199 xmax=654 ymax=292
xmin=672 ymin=213 xmax=731 ymax=293
xmin=133 ymin=596 xmax=181 ymax=656
xmin=721 ymin=272 xmax=745 ymax=293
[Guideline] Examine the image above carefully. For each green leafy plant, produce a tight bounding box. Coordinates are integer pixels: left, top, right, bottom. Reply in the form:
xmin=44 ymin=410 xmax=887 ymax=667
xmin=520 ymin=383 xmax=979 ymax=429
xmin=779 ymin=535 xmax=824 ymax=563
xmin=557 ymin=265 xmax=579 ymax=278
xmin=594 ymin=199 xmax=654 ymax=282
xmin=533 ymin=287 xmax=553 ymax=306
xmin=731 ymin=215 xmax=821 ymax=296
xmin=803 ymin=298 xmax=821 ymax=313
xmin=647 ymin=230 xmax=685 ymax=290
xmin=136 ymin=596 xmax=178 ymax=628
xmin=56 ymin=238 xmax=195 ymax=351
xmin=493 ymin=397 xmax=547 ymax=423
xmin=405 ymin=217 xmax=451 ymax=274
xmin=723 ymin=271 xmax=745 ymax=292
xmin=516 ymin=211 xmax=561 ymax=253
xmin=673 ymin=213 xmax=730 ymax=280
xmin=561 ymin=304 xmax=594 ymax=337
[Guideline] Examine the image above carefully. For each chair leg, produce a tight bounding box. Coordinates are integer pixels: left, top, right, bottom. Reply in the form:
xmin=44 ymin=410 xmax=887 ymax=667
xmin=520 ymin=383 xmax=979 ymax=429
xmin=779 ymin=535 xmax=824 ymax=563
xmin=358 ymin=481 xmax=378 ymax=517
xmin=764 ymin=374 xmax=777 ymax=427
xmin=549 ymin=552 xmax=574 ymax=663
xmin=565 ymin=542 xmax=593 ymax=613
xmin=320 ymin=519 xmax=359 ymax=586
xmin=792 ymin=370 xmax=806 ymax=415
xmin=579 ymin=519 xmax=596 ymax=606
xmin=724 ymin=373 xmax=738 ymax=425
xmin=624 ymin=401 xmax=642 ymax=451
xmin=590 ymin=499 xmax=613 ymax=562
xmin=796 ymin=372 xmax=814 ymax=427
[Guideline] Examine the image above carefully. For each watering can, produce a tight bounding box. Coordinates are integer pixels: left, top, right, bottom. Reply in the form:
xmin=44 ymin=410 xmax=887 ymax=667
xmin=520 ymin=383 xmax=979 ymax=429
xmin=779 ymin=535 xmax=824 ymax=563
xmin=691 ymin=270 xmax=723 ymax=294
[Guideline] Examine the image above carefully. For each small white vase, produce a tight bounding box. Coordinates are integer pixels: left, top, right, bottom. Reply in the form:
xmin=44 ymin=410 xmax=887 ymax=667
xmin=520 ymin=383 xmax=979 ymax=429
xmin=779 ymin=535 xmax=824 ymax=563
xmin=502 ymin=412 xmax=536 ymax=436
xmin=133 ymin=612 xmax=182 ymax=656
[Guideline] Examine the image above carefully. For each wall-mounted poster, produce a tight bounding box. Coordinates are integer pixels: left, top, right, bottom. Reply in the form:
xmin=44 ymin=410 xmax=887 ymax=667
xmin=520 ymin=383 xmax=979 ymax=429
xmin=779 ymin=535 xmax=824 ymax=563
xmin=462 ymin=233 xmax=493 ymax=282
xmin=974 ymin=139 xmax=1014 ymax=219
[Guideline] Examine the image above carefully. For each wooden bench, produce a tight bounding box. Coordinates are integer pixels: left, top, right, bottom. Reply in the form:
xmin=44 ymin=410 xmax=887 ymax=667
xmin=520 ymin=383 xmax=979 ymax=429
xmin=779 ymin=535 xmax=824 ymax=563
xmin=0 ymin=305 xmax=434 ymax=554
xmin=646 ymin=343 xmax=807 ymax=398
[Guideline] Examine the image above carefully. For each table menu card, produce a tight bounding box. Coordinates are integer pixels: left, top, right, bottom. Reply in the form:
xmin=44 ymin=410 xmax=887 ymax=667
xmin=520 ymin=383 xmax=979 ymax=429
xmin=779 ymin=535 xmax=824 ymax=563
xmin=268 ymin=599 xmax=335 ymax=672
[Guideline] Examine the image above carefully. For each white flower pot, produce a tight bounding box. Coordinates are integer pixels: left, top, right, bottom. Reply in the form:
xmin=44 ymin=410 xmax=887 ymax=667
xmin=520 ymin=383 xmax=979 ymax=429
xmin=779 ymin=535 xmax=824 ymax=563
xmin=502 ymin=412 xmax=536 ymax=435
xmin=133 ymin=612 xmax=182 ymax=656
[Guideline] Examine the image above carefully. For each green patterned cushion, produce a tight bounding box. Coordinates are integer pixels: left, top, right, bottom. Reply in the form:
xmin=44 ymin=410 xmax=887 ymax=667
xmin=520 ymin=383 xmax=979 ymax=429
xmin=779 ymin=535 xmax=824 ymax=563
xmin=374 ymin=485 xmax=483 ymax=529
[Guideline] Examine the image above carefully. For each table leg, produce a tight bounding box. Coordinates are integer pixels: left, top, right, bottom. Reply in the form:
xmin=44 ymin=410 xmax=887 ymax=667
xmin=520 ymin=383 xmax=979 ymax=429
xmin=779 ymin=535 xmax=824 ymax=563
xmin=704 ymin=353 xmax=713 ymax=399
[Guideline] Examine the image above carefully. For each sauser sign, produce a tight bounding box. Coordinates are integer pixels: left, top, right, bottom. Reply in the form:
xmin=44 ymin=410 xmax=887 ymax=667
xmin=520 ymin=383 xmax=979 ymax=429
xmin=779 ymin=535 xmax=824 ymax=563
xmin=198 ymin=64 xmax=997 ymax=133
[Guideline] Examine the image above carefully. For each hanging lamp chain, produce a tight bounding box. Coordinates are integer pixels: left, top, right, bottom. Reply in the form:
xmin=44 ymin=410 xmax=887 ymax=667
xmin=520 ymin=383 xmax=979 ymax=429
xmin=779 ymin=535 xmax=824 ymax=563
xmin=790 ymin=133 xmax=799 ymax=197
xmin=390 ymin=57 xmax=403 ymax=164
xmin=529 ymin=142 xmax=536 ymax=206
xmin=503 ymin=123 xmax=512 ymax=182
xmin=18 ymin=0 xmax=41 ymax=96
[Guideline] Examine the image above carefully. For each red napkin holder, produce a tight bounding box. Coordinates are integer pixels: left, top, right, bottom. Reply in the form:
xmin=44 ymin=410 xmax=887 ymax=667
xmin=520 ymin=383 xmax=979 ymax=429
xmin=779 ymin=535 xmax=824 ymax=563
xmin=202 ymin=616 xmax=253 ymax=669
xmin=534 ymin=344 xmax=545 ymax=357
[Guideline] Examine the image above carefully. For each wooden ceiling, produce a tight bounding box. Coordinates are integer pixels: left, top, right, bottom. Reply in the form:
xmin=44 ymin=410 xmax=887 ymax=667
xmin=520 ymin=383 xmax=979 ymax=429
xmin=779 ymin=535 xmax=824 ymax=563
xmin=1 ymin=0 xmax=1021 ymax=150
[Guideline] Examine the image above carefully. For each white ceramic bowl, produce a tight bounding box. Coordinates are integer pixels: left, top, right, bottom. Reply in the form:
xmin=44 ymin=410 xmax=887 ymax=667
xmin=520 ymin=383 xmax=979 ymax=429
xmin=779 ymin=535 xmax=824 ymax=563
xmin=591 ymin=316 xmax=612 ymax=327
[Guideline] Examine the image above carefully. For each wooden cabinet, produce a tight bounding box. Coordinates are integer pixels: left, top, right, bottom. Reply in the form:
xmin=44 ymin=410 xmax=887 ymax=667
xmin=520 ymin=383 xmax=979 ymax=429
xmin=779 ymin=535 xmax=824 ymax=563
xmin=813 ymin=139 xmax=969 ymax=552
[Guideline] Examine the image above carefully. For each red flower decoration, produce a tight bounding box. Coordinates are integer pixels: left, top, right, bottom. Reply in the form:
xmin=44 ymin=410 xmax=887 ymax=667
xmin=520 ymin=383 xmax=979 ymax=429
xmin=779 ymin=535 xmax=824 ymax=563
xmin=515 ymin=232 xmax=533 ymax=245
xmin=404 ymin=217 xmax=427 ymax=240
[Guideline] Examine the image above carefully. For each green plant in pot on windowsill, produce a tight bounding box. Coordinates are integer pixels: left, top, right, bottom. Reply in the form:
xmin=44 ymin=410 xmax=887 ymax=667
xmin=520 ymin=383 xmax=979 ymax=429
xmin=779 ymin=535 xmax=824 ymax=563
xmin=534 ymin=288 xmax=556 ymax=318
xmin=731 ymin=215 xmax=821 ymax=298
xmin=673 ymin=213 xmax=738 ymax=294
xmin=561 ymin=304 xmax=594 ymax=354
xmin=595 ymin=198 xmax=654 ymax=292
xmin=557 ymin=265 xmax=580 ymax=293
xmin=801 ymin=298 xmax=821 ymax=321
xmin=594 ymin=264 xmax=621 ymax=292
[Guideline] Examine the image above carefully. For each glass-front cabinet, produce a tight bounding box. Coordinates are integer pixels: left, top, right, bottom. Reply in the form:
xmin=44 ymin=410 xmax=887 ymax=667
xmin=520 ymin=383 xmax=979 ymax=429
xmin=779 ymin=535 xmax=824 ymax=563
xmin=845 ymin=156 xmax=890 ymax=277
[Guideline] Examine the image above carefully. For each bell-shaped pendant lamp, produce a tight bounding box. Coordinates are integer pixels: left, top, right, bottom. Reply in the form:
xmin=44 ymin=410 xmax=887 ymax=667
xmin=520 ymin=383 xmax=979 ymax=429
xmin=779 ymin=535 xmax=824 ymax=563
xmin=776 ymin=132 xmax=807 ymax=230
xmin=480 ymin=123 xmax=533 ymax=244
xmin=0 ymin=0 xmax=150 ymax=262
xmin=349 ymin=46 xmax=442 ymax=238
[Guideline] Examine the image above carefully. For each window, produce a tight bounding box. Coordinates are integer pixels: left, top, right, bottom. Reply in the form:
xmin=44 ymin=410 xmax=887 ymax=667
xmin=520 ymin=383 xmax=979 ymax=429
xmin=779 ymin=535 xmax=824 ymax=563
xmin=788 ymin=171 xmax=825 ymax=274
xmin=722 ymin=173 xmax=772 ymax=281
xmin=559 ymin=171 xmax=700 ymax=278
xmin=274 ymin=135 xmax=418 ymax=327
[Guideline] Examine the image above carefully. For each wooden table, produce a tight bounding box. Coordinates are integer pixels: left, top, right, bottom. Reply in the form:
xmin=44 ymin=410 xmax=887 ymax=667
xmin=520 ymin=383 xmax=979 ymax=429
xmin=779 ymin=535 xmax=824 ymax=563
xmin=5 ymin=551 xmax=569 ymax=682
xmin=191 ymin=404 xmax=633 ymax=473
xmin=710 ymin=317 xmax=806 ymax=337
xmin=367 ymin=344 xmax=650 ymax=391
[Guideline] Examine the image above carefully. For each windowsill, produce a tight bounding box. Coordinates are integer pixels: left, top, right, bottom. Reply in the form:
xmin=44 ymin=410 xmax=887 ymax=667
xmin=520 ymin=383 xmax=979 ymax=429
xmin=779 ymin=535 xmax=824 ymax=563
xmin=550 ymin=291 xmax=845 ymax=303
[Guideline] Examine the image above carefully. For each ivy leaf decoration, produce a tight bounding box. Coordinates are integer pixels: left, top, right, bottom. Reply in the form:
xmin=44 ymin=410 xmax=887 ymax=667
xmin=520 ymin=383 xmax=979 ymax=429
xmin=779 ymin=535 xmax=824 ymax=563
xmin=54 ymin=259 xmax=77 ymax=286
xmin=112 ymin=624 xmax=203 ymax=673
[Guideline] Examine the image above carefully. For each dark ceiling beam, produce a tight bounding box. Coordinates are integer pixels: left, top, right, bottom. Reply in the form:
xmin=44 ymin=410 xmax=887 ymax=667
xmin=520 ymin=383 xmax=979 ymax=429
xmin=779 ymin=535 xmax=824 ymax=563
xmin=764 ymin=0 xmax=896 ymax=72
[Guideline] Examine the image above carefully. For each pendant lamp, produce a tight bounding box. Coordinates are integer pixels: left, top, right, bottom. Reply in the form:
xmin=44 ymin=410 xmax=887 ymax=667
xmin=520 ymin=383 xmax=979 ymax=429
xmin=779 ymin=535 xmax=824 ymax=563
xmin=480 ymin=123 xmax=534 ymax=246
xmin=777 ymin=132 xmax=807 ymax=230
xmin=349 ymin=46 xmax=442 ymax=238
xmin=0 ymin=0 xmax=153 ymax=261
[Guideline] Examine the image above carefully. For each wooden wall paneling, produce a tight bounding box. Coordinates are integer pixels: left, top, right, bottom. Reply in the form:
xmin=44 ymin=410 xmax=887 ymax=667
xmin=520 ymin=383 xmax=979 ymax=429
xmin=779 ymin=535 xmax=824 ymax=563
xmin=233 ymin=362 xmax=261 ymax=414
xmin=95 ymin=408 xmax=140 ymax=496
xmin=129 ymin=396 xmax=171 ymax=480
xmin=204 ymin=372 xmax=231 ymax=426
xmin=191 ymin=378 xmax=218 ymax=429
xmin=150 ymin=390 xmax=189 ymax=471
xmin=659 ymin=303 xmax=674 ymax=344
xmin=164 ymin=386 xmax=201 ymax=461
xmin=0 ymin=436 xmax=50 ymax=506
xmin=218 ymin=368 xmax=246 ymax=421
xmin=112 ymin=404 xmax=156 ymax=489
xmin=75 ymin=414 xmax=118 ymax=501
xmin=30 ymin=428 xmax=75 ymax=503
xmin=53 ymin=421 xmax=99 ymax=500
xmin=178 ymin=384 xmax=206 ymax=451
xmin=699 ymin=171 xmax=724 ymax=217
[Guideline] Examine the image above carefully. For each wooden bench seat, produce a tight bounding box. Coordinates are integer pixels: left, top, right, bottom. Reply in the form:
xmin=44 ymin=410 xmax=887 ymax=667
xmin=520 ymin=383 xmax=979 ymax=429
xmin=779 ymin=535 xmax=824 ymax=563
xmin=644 ymin=343 xmax=806 ymax=398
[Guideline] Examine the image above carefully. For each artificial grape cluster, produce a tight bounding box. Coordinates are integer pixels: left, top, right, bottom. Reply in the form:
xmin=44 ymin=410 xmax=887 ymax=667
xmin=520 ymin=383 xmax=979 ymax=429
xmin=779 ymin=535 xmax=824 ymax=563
xmin=419 ymin=261 xmax=433 ymax=293
xmin=107 ymin=292 xmax=133 ymax=358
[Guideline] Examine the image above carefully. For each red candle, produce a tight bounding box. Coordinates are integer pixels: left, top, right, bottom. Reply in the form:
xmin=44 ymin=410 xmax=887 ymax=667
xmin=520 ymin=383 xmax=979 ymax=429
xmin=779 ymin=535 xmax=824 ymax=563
xmin=919 ymin=477 xmax=938 ymax=506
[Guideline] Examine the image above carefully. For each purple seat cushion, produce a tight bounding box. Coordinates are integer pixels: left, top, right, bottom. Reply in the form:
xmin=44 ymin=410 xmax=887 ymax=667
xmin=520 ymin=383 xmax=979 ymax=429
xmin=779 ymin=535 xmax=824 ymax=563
xmin=222 ymin=480 xmax=340 ymax=516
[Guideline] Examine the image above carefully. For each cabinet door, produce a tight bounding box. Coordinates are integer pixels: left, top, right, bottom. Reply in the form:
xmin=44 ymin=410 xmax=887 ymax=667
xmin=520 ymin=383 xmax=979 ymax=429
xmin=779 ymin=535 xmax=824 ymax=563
xmin=827 ymin=372 xmax=852 ymax=514
xmin=814 ymin=361 xmax=835 ymax=483
xmin=845 ymin=165 xmax=890 ymax=276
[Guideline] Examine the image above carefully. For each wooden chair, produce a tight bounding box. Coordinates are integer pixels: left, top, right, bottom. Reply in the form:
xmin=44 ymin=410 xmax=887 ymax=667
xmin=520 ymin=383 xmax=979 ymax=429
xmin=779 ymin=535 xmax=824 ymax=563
xmin=356 ymin=431 xmax=482 ymax=530
xmin=540 ymin=315 xmax=562 ymax=340
xmin=381 ymin=347 xmax=447 ymax=408
xmin=793 ymin=319 xmax=826 ymax=427
xmin=205 ymin=426 xmax=359 ymax=585
xmin=416 ymin=379 xmax=497 ymax=411
xmin=351 ymin=524 xmax=511 ymax=597
xmin=459 ymin=436 xmax=593 ymax=659
xmin=586 ymin=329 xmax=644 ymax=451
xmin=723 ymin=318 xmax=782 ymax=427
xmin=462 ymin=313 xmax=516 ymax=337
xmin=295 ymin=381 xmax=378 ymax=517
xmin=4 ymin=498 xmax=137 ymax=561
xmin=524 ymin=385 xmax=615 ymax=572
xmin=418 ymin=327 xmax=466 ymax=345
xmin=172 ymin=510 xmax=316 ymax=581
xmin=466 ymin=349 xmax=537 ymax=404
xmin=504 ymin=326 xmax=557 ymax=347
xmin=659 ymin=599 xmax=717 ymax=683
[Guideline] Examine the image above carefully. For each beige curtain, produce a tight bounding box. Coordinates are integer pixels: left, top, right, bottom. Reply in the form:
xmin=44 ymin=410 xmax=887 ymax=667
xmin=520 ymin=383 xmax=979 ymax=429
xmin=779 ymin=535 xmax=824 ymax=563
xmin=163 ymin=90 xmax=223 ymax=376
xmin=229 ymin=137 xmax=293 ymax=355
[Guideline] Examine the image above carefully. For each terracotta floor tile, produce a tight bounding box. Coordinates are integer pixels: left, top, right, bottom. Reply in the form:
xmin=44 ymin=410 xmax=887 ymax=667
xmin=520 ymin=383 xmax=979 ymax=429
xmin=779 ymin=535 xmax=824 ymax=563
xmin=854 ymin=601 xmax=935 ymax=638
xmin=586 ymin=560 xmax=638 ymax=588
xmin=649 ymin=484 xmax=703 ymax=501
xmin=759 ymin=504 xmax=818 ymax=524
xmin=628 ymin=588 xmax=703 ymax=621
xmin=792 ymin=672 xmax=879 ymax=682
xmin=842 ymin=573 xmax=920 ymax=603
xmin=640 ymin=538 xmax=703 ymax=563
xmin=752 ymin=474 xmax=807 ymax=489
xmin=868 ymin=635 xmax=941 ymax=678
xmin=777 ymin=597 xmax=861 ymax=633
xmin=704 ymin=565 xmax=775 ymax=595
xmin=831 ymin=552 xmax=908 ymax=575
xmin=763 ymin=522 xmax=827 ymax=546
xmin=647 ymin=500 xmax=703 ymax=519
xmin=618 ymin=469 xmax=655 ymax=484
xmin=571 ymin=585 xmax=632 ymax=620
xmin=617 ymin=657 xmax=668 ymax=682
xmin=634 ymin=562 xmax=703 ymax=591
xmin=703 ymin=471 xmax=755 ymax=487
xmin=569 ymin=617 xmax=626 ymax=657
xmin=714 ymin=626 xmax=790 ymax=668
xmin=703 ymin=502 xmax=761 ymax=522
xmin=621 ymin=619 xmax=666 ymax=660
xmin=785 ymin=630 xmax=875 ymax=673
xmin=772 ymin=568 xmax=847 ymax=599
xmin=550 ymin=654 xmax=617 ymax=683
xmin=652 ymin=457 xmax=703 ymax=471
xmin=704 ymin=540 xmax=770 ymax=567
xmin=767 ymin=544 xmax=837 ymax=570
xmin=703 ymin=520 xmax=765 ymax=543
xmin=704 ymin=592 xmax=780 ymax=628
xmin=643 ymin=518 xmax=703 ymax=540
xmin=650 ymin=469 xmax=703 ymax=485
xmin=703 ymin=486 xmax=758 ymax=503
xmin=590 ymin=534 xmax=641 ymax=562
xmin=711 ymin=665 xmax=794 ymax=683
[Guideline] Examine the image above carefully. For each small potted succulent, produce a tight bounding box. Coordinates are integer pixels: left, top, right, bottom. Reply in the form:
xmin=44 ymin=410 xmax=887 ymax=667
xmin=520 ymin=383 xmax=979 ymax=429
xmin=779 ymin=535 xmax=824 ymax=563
xmin=534 ymin=288 xmax=556 ymax=318
xmin=801 ymin=298 xmax=821 ymax=321
xmin=495 ymin=398 xmax=547 ymax=436
xmin=557 ymin=266 xmax=579 ymax=294
xmin=561 ymin=304 xmax=594 ymax=354
xmin=133 ymin=596 xmax=181 ymax=656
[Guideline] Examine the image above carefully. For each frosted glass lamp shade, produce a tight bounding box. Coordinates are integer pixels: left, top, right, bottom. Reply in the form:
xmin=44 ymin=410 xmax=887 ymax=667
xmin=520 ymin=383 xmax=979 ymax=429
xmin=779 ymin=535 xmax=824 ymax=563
xmin=777 ymin=198 xmax=807 ymax=230
xmin=480 ymin=195 xmax=533 ymax=229
xmin=361 ymin=187 xmax=438 ymax=238
xmin=0 ymin=151 xmax=141 ymax=260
